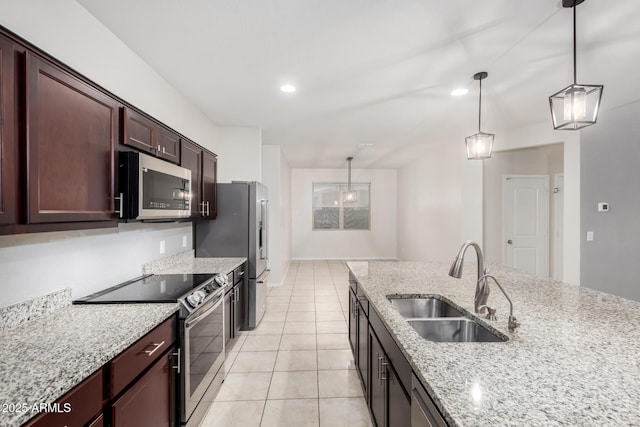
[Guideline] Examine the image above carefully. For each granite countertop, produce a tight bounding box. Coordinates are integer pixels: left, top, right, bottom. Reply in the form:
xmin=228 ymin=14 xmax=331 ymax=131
xmin=143 ymin=250 xmax=246 ymax=275
xmin=0 ymin=294 xmax=178 ymax=427
xmin=347 ymin=261 xmax=640 ymax=426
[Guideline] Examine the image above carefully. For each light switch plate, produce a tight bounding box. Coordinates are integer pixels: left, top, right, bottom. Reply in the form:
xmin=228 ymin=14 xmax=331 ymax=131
xmin=586 ymin=231 xmax=594 ymax=241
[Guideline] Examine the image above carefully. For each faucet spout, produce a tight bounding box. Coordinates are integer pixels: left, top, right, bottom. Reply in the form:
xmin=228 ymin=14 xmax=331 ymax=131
xmin=448 ymin=241 xmax=490 ymax=313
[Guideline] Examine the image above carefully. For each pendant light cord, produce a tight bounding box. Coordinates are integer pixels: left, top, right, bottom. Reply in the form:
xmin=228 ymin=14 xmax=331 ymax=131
xmin=573 ymin=3 xmax=577 ymax=85
xmin=478 ymin=77 xmax=482 ymax=132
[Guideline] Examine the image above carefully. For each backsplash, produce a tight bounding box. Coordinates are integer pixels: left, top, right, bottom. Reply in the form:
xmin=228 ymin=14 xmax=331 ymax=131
xmin=0 ymin=288 xmax=71 ymax=331
xmin=0 ymin=223 xmax=193 ymax=308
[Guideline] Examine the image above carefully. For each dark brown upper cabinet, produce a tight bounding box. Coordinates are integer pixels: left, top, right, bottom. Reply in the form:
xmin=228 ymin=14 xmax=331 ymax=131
xmin=122 ymin=106 xmax=180 ymax=164
xmin=180 ymin=140 xmax=217 ymax=220
xmin=202 ymin=150 xmax=217 ymax=219
xmin=0 ymin=35 xmax=18 ymax=225
xmin=180 ymin=139 xmax=202 ymax=218
xmin=25 ymin=52 xmax=120 ymax=224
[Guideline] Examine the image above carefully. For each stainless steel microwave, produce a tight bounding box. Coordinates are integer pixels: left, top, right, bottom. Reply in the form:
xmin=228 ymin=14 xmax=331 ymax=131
xmin=118 ymin=151 xmax=191 ymax=220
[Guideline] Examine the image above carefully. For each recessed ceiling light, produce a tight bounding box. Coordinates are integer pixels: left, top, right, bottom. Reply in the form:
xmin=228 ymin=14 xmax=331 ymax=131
xmin=451 ymin=88 xmax=469 ymax=97
xmin=280 ymin=84 xmax=296 ymax=93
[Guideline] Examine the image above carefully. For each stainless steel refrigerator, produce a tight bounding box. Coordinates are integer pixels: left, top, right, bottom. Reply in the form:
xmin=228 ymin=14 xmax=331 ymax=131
xmin=194 ymin=181 xmax=269 ymax=329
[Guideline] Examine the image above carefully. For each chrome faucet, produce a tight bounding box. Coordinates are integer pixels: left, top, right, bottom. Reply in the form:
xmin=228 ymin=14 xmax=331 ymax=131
xmin=477 ymin=274 xmax=520 ymax=332
xmin=448 ymin=241 xmax=490 ymax=313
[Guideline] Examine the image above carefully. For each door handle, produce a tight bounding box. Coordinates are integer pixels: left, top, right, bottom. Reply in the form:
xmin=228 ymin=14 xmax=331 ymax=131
xmin=507 ymin=240 xmax=513 ymax=245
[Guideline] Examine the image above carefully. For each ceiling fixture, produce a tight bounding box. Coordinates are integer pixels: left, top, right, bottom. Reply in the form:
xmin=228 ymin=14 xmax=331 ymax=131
xmin=451 ymin=88 xmax=468 ymax=97
xmin=465 ymin=72 xmax=494 ymax=160
xmin=344 ymin=157 xmax=357 ymax=203
xmin=549 ymin=0 xmax=603 ymax=130
xmin=280 ymin=84 xmax=296 ymax=93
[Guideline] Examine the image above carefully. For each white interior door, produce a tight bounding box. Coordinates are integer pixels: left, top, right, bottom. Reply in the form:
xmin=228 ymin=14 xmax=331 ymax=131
xmin=552 ymin=174 xmax=564 ymax=281
xmin=503 ymin=175 xmax=550 ymax=277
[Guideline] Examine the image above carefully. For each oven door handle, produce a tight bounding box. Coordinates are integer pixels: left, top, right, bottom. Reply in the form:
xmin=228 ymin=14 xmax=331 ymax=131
xmin=185 ymin=294 xmax=223 ymax=329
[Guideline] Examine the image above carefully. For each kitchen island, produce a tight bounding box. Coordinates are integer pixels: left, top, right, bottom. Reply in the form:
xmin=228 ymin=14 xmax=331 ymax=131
xmin=347 ymin=261 xmax=640 ymax=426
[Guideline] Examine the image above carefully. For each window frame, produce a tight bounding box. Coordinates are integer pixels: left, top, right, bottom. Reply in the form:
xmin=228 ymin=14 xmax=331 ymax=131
xmin=311 ymin=182 xmax=371 ymax=231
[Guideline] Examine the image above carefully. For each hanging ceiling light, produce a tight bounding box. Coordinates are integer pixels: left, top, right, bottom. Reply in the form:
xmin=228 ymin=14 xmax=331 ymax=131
xmin=465 ymin=72 xmax=494 ymax=160
xmin=344 ymin=157 xmax=357 ymax=203
xmin=549 ymin=0 xmax=603 ymax=130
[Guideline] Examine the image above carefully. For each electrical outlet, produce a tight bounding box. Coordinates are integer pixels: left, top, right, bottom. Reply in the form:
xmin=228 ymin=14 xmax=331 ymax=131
xmin=598 ymin=202 xmax=609 ymax=212
xmin=160 ymin=240 xmax=166 ymax=254
xmin=182 ymin=235 xmax=187 ymax=248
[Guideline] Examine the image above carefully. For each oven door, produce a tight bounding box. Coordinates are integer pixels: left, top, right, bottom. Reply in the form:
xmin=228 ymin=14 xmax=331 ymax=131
xmin=182 ymin=292 xmax=225 ymax=423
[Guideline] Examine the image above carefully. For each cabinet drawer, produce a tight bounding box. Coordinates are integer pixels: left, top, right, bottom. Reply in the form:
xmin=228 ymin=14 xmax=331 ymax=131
xmin=23 ymin=369 xmax=103 ymax=427
xmin=111 ymin=349 xmax=173 ymax=427
xmin=234 ymin=265 xmax=246 ymax=285
xmin=369 ymin=307 xmax=412 ymax=396
xmin=109 ymin=316 xmax=175 ymax=398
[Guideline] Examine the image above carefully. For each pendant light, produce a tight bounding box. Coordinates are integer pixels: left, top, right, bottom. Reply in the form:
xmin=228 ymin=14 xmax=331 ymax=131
xmin=344 ymin=157 xmax=357 ymax=203
xmin=465 ymin=72 xmax=494 ymax=160
xmin=549 ymin=0 xmax=603 ymax=130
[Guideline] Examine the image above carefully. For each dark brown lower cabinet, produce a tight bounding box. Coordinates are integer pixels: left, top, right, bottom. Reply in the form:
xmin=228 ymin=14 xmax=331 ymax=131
xmin=88 ymin=414 xmax=104 ymax=427
xmin=348 ymin=288 xmax=357 ymax=353
xmin=357 ymin=296 xmax=369 ymax=396
xmin=112 ymin=347 xmax=175 ymax=427
xmin=370 ymin=329 xmax=386 ymax=427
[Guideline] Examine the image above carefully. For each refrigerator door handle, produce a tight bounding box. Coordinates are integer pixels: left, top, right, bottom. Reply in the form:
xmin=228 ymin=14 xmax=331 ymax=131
xmin=264 ymin=200 xmax=269 ymax=261
xmin=256 ymin=269 xmax=271 ymax=284
xmin=259 ymin=200 xmax=268 ymax=260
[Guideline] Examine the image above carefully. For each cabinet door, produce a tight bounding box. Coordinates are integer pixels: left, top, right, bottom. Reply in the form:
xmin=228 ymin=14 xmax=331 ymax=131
xmin=122 ymin=107 xmax=156 ymax=154
xmin=234 ymin=281 xmax=245 ymax=333
xmin=0 ymin=36 xmax=17 ymax=225
xmin=369 ymin=328 xmax=385 ymax=427
xmin=180 ymin=140 xmax=202 ymax=217
xmin=201 ymin=150 xmax=217 ymax=219
xmin=348 ymin=290 xmax=357 ymax=355
xmin=112 ymin=348 xmax=174 ymax=427
xmin=387 ymin=365 xmax=411 ymax=427
xmin=157 ymin=126 xmax=180 ymax=164
xmin=357 ymin=298 xmax=368 ymax=396
xmin=26 ymin=53 xmax=119 ymax=223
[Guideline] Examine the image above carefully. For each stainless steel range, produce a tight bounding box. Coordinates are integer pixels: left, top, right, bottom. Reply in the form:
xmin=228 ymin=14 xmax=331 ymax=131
xmin=75 ymin=273 xmax=229 ymax=426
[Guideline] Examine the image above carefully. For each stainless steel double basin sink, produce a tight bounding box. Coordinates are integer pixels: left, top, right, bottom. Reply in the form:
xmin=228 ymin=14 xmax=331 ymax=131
xmin=388 ymin=297 xmax=507 ymax=343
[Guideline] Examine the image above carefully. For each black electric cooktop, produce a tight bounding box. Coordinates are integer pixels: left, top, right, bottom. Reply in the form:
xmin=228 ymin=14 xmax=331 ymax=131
xmin=74 ymin=274 xmax=216 ymax=304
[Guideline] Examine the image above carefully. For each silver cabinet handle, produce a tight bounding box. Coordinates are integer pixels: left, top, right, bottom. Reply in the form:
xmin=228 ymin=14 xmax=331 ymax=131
xmin=200 ymin=201 xmax=206 ymax=216
xmin=377 ymin=353 xmax=383 ymax=382
xmin=172 ymin=348 xmax=181 ymax=374
xmin=162 ymin=147 xmax=166 ymax=153
xmin=206 ymin=201 xmax=210 ymax=216
xmin=143 ymin=340 xmax=165 ymax=357
xmin=380 ymin=357 xmax=388 ymax=381
xmin=115 ymin=192 xmax=124 ymax=218
xmin=237 ymin=270 xmax=245 ymax=277
xmin=157 ymin=144 xmax=161 ymax=151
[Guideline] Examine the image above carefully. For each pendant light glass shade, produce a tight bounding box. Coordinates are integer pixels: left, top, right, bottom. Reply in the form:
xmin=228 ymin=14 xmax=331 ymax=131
xmin=549 ymin=0 xmax=603 ymax=130
xmin=343 ymin=157 xmax=357 ymax=203
xmin=465 ymin=132 xmax=494 ymax=160
xmin=465 ymin=72 xmax=494 ymax=160
xmin=549 ymin=83 xmax=603 ymax=130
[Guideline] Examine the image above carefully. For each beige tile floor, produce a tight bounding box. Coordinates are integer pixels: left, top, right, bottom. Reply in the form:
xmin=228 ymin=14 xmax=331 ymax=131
xmin=199 ymin=260 xmax=373 ymax=427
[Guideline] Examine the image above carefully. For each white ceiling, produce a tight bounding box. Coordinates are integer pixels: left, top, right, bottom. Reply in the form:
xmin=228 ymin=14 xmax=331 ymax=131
xmin=77 ymin=0 xmax=640 ymax=168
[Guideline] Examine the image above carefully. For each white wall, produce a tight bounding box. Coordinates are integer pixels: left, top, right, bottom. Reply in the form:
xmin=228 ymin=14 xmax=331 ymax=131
xmin=261 ymin=145 xmax=291 ymax=285
xmin=216 ymin=126 xmax=263 ymax=183
xmin=0 ymin=0 xmax=219 ymax=307
xmin=291 ymin=168 xmax=397 ymax=260
xmin=0 ymin=223 xmax=192 ymax=307
xmin=396 ymin=143 xmax=464 ymax=262
xmin=0 ymin=0 xmax=219 ymax=148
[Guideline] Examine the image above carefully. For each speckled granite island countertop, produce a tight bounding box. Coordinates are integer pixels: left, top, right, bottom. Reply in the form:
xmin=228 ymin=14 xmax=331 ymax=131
xmin=143 ymin=250 xmax=246 ymax=275
xmin=347 ymin=261 xmax=640 ymax=426
xmin=0 ymin=290 xmax=178 ymax=427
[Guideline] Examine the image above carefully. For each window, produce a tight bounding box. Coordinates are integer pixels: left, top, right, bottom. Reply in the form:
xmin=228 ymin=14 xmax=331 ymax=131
xmin=312 ymin=183 xmax=370 ymax=230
